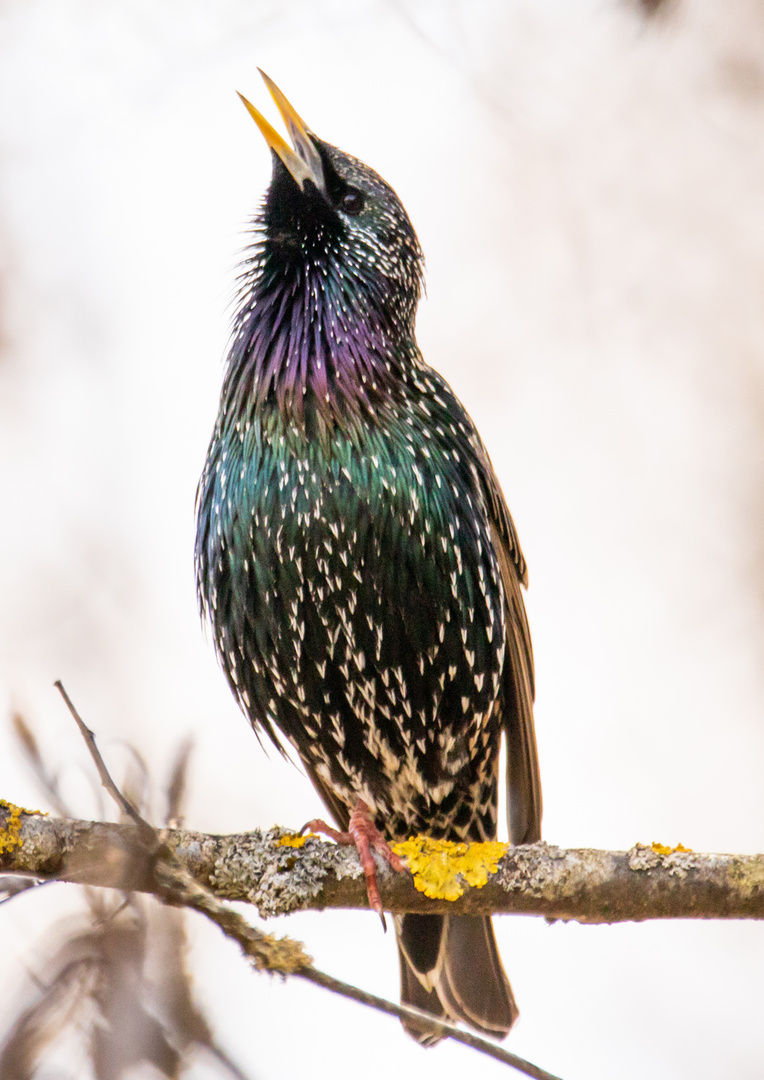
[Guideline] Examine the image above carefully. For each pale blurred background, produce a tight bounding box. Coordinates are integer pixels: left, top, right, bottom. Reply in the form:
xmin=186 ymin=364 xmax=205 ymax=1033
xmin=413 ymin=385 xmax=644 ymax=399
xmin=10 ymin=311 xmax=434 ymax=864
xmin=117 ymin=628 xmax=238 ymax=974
xmin=1 ymin=1 xmax=764 ymax=1077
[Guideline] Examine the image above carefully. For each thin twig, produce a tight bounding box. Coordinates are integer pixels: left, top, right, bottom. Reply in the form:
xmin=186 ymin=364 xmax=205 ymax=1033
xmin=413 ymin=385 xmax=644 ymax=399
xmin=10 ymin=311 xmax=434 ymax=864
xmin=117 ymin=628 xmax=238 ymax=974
xmin=299 ymin=968 xmax=562 ymax=1079
xmin=165 ymin=738 xmax=193 ymax=828
xmin=53 ymin=681 xmax=154 ymax=840
xmin=205 ymin=1040 xmax=253 ymax=1080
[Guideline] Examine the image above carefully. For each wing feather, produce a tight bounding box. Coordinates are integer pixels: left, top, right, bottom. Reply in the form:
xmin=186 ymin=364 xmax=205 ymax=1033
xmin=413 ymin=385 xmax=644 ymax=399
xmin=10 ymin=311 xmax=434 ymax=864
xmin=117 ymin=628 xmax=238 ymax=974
xmin=485 ymin=474 xmax=541 ymax=844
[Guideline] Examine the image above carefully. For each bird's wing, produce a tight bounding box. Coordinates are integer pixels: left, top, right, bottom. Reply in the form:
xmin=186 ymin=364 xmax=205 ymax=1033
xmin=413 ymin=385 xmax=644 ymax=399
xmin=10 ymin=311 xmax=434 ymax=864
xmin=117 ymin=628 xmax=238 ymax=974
xmin=480 ymin=456 xmax=542 ymax=845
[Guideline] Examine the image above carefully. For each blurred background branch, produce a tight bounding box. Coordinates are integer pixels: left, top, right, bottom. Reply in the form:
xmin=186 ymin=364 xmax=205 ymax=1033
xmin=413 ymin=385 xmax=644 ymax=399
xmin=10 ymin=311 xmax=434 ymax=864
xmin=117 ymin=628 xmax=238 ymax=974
xmin=0 ymin=715 xmax=252 ymax=1080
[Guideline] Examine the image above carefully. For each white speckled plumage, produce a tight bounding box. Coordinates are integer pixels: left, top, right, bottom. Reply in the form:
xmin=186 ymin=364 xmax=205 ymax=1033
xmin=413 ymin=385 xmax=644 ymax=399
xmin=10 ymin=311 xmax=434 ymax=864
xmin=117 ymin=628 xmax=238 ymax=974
xmin=195 ymin=84 xmax=541 ymax=1044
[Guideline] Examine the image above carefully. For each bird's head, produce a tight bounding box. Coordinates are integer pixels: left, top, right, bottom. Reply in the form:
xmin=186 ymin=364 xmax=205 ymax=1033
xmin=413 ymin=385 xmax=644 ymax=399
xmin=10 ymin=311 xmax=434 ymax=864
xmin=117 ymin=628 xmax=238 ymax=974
xmin=240 ymin=72 xmax=423 ymax=330
xmin=227 ymin=73 xmax=425 ymax=429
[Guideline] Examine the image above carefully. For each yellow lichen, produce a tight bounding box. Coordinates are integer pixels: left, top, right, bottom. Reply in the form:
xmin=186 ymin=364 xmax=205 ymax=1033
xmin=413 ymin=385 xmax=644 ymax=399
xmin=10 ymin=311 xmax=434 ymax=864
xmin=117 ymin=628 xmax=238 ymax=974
xmin=275 ymin=833 xmax=317 ymax=849
xmin=651 ymin=841 xmax=693 ymax=855
xmin=391 ymin=837 xmax=509 ymax=901
xmin=0 ymin=799 xmax=39 ymax=854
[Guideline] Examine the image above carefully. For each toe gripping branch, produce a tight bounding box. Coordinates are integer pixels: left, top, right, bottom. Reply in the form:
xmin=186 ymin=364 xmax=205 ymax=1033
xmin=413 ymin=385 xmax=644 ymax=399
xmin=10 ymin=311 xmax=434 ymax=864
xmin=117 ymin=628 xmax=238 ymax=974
xmin=302 ymin=799 xmax=406 ymax=928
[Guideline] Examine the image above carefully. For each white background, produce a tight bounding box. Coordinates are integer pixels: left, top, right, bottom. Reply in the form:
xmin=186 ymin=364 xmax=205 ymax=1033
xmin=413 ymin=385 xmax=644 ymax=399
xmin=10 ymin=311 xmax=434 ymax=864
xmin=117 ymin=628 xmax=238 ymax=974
xmin=1 ymin=1 xmax=764 ymax=1077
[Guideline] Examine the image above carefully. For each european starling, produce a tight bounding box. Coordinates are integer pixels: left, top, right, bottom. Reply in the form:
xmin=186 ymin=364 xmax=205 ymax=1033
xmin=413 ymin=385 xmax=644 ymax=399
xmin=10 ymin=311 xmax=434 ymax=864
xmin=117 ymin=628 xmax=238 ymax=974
xmin=195 ymin=71 xmax=542 ymax=1044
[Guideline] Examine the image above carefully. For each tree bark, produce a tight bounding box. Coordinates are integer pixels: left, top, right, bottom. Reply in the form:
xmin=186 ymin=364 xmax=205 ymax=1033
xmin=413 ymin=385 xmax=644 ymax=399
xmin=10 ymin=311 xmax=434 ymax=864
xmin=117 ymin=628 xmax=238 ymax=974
xmin=2 ymin=804 xmax=763 ymax=923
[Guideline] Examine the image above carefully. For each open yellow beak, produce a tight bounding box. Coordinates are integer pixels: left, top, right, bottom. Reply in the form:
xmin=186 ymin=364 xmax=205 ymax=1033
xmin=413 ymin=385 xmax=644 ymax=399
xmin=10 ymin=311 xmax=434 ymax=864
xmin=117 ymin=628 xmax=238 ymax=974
xmin=237 ymin=70 xmax=325 ymax=193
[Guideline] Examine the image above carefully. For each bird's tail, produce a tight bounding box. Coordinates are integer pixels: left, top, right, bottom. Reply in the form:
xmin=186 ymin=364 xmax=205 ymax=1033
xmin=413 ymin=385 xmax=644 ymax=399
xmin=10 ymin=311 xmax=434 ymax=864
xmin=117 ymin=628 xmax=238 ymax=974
xmin=396 ymin=913 xmax=518 ymax=1046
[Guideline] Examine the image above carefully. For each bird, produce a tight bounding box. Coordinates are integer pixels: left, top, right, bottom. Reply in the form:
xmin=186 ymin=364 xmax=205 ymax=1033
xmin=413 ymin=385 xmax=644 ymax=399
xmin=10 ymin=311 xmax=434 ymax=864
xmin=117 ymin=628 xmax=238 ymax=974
xmin=195 ymin=70 xmax=542 ymax=1045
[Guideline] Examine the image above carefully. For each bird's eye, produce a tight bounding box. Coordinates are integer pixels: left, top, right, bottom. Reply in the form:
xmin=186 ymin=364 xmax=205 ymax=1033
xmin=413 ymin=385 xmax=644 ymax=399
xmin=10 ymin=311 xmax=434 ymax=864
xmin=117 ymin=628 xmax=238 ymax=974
xmin=340 ymin=187 xmax=364 ymax=216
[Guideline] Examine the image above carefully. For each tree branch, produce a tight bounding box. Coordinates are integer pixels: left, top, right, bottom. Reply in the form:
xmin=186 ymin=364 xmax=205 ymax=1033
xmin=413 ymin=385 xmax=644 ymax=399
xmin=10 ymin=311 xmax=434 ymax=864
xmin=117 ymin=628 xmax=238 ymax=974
xmin=2 ymin=805 xmax=763 ymax=923
xmin=3 ymin=694 xmax=575 ymax=1079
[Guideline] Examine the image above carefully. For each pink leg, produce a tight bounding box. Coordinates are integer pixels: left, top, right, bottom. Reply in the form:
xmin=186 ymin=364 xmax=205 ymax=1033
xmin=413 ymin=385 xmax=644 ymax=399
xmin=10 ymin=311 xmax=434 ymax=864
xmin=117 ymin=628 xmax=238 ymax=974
xmin=302 ymin=799 xmax=406 ymax=926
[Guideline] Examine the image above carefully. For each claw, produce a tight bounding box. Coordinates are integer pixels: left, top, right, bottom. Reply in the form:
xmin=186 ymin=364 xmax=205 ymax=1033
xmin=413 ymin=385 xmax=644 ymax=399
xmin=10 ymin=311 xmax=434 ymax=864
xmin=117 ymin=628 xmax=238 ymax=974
xmin=301 ymin=818 xmax=345 ymax=843
xmin=300 ymin=799 xmax=406 ymax=926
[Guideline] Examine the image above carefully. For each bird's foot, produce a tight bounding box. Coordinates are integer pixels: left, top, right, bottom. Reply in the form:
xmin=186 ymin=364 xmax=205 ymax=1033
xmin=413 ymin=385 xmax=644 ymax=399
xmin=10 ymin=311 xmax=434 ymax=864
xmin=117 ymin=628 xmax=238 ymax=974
xmin=301 ymin=799 xmax=405 ymax=929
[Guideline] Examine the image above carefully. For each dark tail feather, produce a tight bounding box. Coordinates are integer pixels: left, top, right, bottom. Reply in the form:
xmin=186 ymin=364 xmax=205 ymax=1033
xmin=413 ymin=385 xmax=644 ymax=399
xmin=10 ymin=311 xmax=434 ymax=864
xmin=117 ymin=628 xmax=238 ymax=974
xmin=438 ymin=915 xmax=518 ymax=1037
xmin=398 ymin=940 xmax=449 ymax=1046
xmin=397 ymin=913 xmax=517 ymax=1046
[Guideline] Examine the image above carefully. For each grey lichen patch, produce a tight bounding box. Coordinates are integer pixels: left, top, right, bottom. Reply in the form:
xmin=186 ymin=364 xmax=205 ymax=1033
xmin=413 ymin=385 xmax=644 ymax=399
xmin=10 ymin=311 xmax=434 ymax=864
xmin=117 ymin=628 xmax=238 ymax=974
xmin=208 ymin=827 xmax=362 ymax=917
xmin=176 ymin=837 xmax=203 ymax=861
xmin=661 ymin=851 xmax=701 ymax=880
xmin=495 ymin=842 xmax=566 ymax=896
xmin=628 ymin=844 xmax=661 ymax=872
xmin=327 ymin=843 xmax=367 ymax=884
xmin=628 ymin=844 xmax=702 ymax=879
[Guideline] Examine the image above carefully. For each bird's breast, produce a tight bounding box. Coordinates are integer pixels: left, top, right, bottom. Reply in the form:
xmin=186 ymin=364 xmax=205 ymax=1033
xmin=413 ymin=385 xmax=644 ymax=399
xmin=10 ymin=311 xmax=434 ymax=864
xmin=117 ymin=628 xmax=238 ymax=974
xmin=198 ymin=398 xmax=507 ymax=835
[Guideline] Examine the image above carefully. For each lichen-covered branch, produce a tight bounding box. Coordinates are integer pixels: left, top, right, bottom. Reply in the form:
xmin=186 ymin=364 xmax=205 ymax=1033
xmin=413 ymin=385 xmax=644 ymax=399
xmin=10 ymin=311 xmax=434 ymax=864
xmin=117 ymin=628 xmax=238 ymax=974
xmin=2 ymin=802 xmax=763 ymax=923
xmin=0 ymin=802 xmax=565 ymax=1079
xmin=3 ymin=705 xmax=567 ymax=1079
